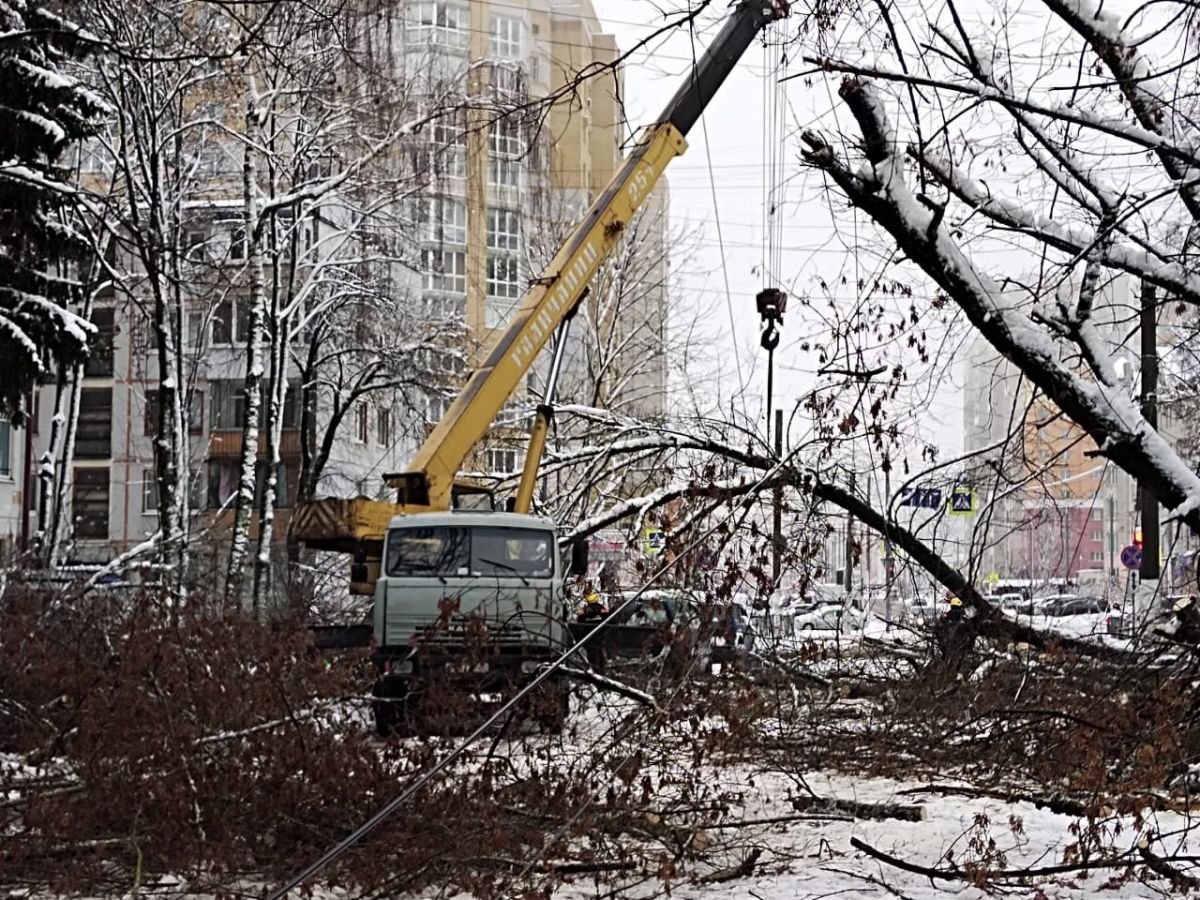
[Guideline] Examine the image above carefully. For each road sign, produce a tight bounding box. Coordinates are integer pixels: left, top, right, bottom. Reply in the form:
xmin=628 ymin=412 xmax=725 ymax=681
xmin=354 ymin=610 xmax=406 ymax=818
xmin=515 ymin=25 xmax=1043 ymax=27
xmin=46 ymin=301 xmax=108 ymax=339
xmin=948 ymin=485 xmax=976 ymax=516
xmin=898 ymin=486 xmax=943 ymax=509
xmin=1120 ymin=545 xmax=1142 ymax=570
xmin=643 ymin=527 xmax=664 ymax=557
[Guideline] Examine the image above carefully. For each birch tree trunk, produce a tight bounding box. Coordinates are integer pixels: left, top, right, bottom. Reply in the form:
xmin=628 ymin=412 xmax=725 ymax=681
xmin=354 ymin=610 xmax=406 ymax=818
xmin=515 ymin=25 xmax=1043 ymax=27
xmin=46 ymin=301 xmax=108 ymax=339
xmin=252 ymin=309 xmax=287 ymax=612
xmin=225 ymin=74 xmax=267 ymax=606
xmin=46 ymin=360 xmax=83 ymax=568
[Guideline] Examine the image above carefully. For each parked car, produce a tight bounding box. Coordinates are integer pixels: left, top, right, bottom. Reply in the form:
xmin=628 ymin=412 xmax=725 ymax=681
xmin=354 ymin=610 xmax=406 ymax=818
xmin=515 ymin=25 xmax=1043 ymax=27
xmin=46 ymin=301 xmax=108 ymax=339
xmin=899 ymin=595 xmax=938 ymax=623
xmin=793 ymin=603 xmax=867 ymax=636
xmin=990 ymin=592 xmax=1025 ymax=610
xmin=1045 ymin=595 xmax=1110 ymax=616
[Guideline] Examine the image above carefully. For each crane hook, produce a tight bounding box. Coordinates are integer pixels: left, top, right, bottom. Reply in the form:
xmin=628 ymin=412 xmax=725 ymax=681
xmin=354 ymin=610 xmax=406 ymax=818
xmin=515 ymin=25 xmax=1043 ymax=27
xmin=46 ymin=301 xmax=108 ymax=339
xmin=761 ymin=323 xmax=780 ymax=351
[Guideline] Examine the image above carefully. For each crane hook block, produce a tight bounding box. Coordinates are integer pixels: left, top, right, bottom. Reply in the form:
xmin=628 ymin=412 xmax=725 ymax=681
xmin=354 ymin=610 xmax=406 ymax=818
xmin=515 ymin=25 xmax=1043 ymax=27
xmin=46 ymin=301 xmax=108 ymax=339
xmin=756 ymin=287 xmax=787 ymax=325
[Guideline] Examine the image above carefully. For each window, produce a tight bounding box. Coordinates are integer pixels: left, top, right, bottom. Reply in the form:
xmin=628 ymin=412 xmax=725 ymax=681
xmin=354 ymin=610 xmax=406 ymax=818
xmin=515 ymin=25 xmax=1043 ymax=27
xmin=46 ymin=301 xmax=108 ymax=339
xmin=486 ymin=447 xmax=518 ymax=474
xmin=493 ymin=403 xmax=523 ymax=427
xmin=405 ymin=1 xmax=468 ymax=47
xmin=1091 ymin=507 xmax=1103 ymax=520
xmin=488 ymin=156 xmax=523 ymax=189
xmin=422 ymin=248 xmax=467 ymax=293
xmin=210 ymin=380 xmax=246 ymax=430
xmin=437 ymin=148 xmax=467 ymax=179
xmin=487 ymin=254 xmax=521 ymax=300
xmin=490 ymin=116 xmax=523 ymax=157
xmin=210 ymin=380 xmax=298 ymax=430
xmin=1091 ymin=529 xmax=1104 ymax=542
xmin=210 ymin=299 xmax=243 ymax=346
xmin=1090 ymin=550 xmax=1104 ymax=563
xmin=85 ymin=308 xmax=115 ymax=377
xmin=405 ymin=1 xmax=436 ymax=28
xmin=206 ymin=460 xmax=290 ymax=510
xmin=355 ymin=403 xmax=369 ymax=444
xmin=182 ymin=226 xmax=209 ymax=261
xmin=384 ymin=525 xmax=552 ymax=578
xmin=271 ymin=209 xmax=310 ymax=260
xmin=418 ymin=347 xmax=463 ymax=377
xmin=422 ymin=197 xmax=466 ymax=244
xmin=490 ymin=14 xmax=521 ymax=58
xmin=76 ymin=388 xmax=112 ymax=458
xmin=0 ymin=419 xmax=9 ymax=478
xmin=427 ymin=393 xmax=452 ymax=422
xmin=377 ymin=407 xmax=392 ymax=445
xmin=142 ymin=466 xmax=158 ymax=513
xmin=487 ymin=208 xmax=520 ymax=251
xmin=432 ymin=107 xmax=468 ymax=147
xmin=385 ymin=526 xmax=468 ymax=576
xmin=421 ymin=293 xmax=466 ymax=321
xmin=223 ymin=221 xmax=246 ymax=260
xmin=490 ymin=63 xmax=524 ymax=97
xmin=145 ymin=390 xmax=204 ymax=435
xmin=72 ymin=467 xmax=109 ymax=539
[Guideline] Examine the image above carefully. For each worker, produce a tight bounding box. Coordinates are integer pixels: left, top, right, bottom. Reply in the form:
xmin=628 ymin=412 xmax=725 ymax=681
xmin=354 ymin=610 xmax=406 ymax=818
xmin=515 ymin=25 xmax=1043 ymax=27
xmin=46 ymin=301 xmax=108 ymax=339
xmin=575 ymin=586 xmax=610 ymax=673
xmin=577 ymin=588 xmax=608 ymax=622
xmin=935 ymin=595 xmax=975 ymax=668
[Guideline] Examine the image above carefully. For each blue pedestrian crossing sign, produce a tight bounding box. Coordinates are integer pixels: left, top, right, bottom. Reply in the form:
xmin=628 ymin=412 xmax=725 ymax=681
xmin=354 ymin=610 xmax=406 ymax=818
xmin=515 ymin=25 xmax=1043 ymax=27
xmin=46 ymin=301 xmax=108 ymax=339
xmin=948 ymin=485 xmax=976 ymax=516
xmin=643 ymin=527 xmax=665 ymax=557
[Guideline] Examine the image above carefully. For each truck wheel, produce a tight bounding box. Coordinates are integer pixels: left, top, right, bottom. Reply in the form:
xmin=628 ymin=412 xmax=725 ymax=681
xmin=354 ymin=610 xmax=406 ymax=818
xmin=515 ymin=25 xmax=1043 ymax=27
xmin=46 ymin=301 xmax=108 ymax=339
xmin=373 ymin=677 xmax=408 ymax=738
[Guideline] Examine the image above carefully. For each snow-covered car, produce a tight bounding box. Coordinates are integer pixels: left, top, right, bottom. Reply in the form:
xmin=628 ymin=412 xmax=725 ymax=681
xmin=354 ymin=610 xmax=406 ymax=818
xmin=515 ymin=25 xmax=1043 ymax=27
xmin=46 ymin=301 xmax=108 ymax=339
xmin=900 ymin=596 xmax=938 ymax=623
xmin=990 ymin=592 xmax=1025 ymax=610
xmin=1045 ymin=595 xmax=1110 ymax=617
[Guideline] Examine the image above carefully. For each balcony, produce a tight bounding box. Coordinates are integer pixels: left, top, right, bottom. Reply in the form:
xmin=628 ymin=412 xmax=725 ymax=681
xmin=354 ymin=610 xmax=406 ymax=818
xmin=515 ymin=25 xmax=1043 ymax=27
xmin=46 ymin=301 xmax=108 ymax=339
xmin=208 ymin=428 xmax=302 ymax=458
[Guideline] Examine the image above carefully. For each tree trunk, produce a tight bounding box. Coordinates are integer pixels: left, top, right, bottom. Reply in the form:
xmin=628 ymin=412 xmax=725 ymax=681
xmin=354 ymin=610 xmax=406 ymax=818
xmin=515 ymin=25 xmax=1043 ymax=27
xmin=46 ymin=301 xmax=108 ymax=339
xmin=225 ymin=74 xmax=266 ymax=607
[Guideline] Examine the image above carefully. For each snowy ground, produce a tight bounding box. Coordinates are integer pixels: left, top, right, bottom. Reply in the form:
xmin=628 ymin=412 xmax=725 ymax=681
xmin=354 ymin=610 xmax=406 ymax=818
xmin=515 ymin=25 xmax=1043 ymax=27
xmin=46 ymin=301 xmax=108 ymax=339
xmin=545 ymin=765 xmax=1190 ymax=900
xmin=419 ymin=686 xmax=1196 ymax=900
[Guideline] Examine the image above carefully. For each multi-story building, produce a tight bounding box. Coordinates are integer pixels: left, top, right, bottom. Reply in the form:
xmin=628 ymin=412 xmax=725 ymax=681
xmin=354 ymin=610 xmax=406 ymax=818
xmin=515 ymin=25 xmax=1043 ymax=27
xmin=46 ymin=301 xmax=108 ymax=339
xmin=395 ymin=0 xmax=670 ymax=478
xmin=959 ymin=275 xmax=1195 ymax=591
xmin=2 ymin=0 xmax=670 ymax=574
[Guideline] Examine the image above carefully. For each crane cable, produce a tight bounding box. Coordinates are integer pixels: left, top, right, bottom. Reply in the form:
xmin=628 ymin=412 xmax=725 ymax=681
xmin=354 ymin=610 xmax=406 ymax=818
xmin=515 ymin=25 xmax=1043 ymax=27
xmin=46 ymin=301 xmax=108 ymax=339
xmin=760 ymin=26 xmax=788 ymax=445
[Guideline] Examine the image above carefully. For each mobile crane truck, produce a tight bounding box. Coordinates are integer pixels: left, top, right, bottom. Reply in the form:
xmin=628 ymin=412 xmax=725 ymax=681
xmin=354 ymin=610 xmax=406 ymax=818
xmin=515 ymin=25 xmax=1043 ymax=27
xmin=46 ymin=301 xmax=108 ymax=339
xmin=291 ymin=0 xmax=790 ymax=734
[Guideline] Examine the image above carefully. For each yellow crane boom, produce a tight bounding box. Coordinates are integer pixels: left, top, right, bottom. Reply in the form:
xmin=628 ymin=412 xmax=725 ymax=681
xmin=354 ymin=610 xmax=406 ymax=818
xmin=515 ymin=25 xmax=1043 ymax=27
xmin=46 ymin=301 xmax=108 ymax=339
xmin=291 ymin=0 xmax=789 ymax=593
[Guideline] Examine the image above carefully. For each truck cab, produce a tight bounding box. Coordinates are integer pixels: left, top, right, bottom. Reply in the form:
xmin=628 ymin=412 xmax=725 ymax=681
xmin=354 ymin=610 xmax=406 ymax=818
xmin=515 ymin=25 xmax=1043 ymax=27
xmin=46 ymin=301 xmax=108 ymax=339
xmin=371 ymin=511 xmax=570 ymax=733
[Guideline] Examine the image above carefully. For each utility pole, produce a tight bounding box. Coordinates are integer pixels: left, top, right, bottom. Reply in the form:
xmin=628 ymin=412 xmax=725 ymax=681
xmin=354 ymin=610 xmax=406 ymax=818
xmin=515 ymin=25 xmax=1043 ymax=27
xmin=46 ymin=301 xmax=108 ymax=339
xmin=772 ymin=408 xmax=783 ymax=587
xmin=1140 ymin=281 xmax=1160 ymax=581
xmin=845 ymin=471 xmax=855 ymax=598
xmin=1106 ymin=489 xmax=1116 ymax=594
xmin=883 ymin=457 xmax=893 ymax=622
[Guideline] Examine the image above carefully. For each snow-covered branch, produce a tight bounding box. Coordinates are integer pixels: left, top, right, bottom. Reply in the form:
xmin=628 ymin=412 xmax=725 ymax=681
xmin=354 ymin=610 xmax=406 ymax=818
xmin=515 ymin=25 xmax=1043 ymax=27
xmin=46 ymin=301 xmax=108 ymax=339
xmin=802 ymin=78 xmax=1200 ymax=535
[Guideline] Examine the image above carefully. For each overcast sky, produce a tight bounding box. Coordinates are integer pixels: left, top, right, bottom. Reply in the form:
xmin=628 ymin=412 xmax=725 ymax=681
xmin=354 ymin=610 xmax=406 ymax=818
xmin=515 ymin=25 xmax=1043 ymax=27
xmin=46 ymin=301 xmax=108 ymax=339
xmin=593 ymin=0 xmax=969 ymax=460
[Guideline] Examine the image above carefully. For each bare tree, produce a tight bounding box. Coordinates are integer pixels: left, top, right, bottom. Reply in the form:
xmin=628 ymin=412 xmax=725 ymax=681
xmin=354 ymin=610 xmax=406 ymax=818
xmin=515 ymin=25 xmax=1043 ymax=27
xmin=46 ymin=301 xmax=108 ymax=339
xmin=793 ymin=0 xmax=1200 ymax=548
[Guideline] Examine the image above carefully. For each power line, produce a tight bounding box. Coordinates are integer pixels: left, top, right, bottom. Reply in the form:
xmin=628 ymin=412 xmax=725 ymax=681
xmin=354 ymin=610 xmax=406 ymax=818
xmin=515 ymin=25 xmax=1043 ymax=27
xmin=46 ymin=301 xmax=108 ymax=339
xmin=691 ymin=24 xmax=748 ymax=420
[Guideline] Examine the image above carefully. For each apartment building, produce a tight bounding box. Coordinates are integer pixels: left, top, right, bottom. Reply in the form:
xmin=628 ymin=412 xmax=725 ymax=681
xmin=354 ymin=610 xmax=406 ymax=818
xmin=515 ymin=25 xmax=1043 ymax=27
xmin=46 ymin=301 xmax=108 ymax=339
xmin=2 ymin=0 xmax=669 ymax=569
xmin=397 ymin=0 xmax=670 ymax=476
xmin=959 ymin=275 xmax=1193 ymax=589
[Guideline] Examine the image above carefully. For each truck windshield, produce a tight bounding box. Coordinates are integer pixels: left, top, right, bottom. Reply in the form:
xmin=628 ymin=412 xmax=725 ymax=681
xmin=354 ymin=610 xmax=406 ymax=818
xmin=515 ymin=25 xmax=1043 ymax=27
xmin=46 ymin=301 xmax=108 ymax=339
xmin=385 ymin=526 xmax=554 ymax=578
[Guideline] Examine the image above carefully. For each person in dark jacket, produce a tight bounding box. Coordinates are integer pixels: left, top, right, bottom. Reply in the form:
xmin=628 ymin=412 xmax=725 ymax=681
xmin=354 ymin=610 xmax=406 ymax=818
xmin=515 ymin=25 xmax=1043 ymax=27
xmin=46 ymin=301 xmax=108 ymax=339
xmin=935 ymin=596 xmax=976 ymax=668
